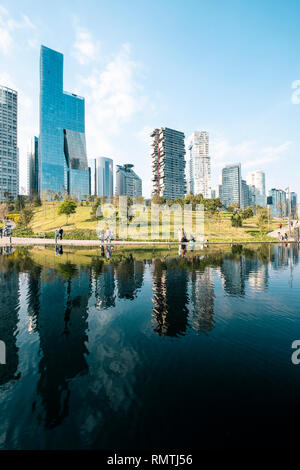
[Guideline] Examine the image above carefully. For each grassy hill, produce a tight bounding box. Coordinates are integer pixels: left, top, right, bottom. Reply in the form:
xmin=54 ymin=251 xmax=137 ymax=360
xmin=26 ymin=201 xmax=284 ymax=242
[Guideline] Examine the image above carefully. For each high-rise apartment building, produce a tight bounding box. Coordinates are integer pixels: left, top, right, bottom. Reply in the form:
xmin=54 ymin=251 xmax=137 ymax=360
xmin=187 ymin=131 xmax=211 ymax=198
xmin=115 ymin=164 xmax=142 ymax=198
xmin=268 ymin=188 xmax=287 ymax=217
xmin=88 ymin=157 xmax=113 ymax=198
xmin=221 ymin=163 xmax=242 ymax=208
xmin=151 ymin=127 xmax=186 ymax=200
xmin=246 ymin=171 xmax=266 ymax=207
xmin=27 ymin=136 xmax=39 ymax=196
xmin=241 ymin=179 xmax=251 ymax=209
xmin=290 ymin=192 xmax=298 ymax=218
xmin=39 ymin=45 xmax=89 ymax=200
xmin=0 ymin=85 xmax=18 ymax=202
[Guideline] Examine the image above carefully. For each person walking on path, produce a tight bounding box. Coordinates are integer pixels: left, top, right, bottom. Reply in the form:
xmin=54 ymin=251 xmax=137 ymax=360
xmin=59 ymin=227 xmax=63 ymax=240
xmin=105 ymin=226 xmax=112 ymax=242
xmin=55 ymin=229 xmax=59 ymax=243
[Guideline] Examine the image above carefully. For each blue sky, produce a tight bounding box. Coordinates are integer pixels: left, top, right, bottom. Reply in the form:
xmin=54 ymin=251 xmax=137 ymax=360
xmin=1 ymin=0 xmax=300 ymax=198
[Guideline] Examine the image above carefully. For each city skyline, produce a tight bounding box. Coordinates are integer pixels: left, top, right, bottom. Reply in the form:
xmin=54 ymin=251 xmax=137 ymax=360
xmin=0 ymin=0 xmax=300 ymax=199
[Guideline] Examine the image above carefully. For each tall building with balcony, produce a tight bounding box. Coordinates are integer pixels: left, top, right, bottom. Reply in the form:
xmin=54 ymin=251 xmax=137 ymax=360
xmin=246 ymin=170 xmax=266 ymax=207
xmin=39 ymin=45 xmax=89 ymax=200
xmin=221 ymin=163 xmax=242 ymax=208
xmin=115 ymin=164 xmax=142 ymax=198
xmin=151 ymin=127 xmax=186 ymax=200
xmin=0 ymin=85 xmax=18 ymax=202
xmin=27 ymin=136 xmax=39 ymax=196
xmin=88 ymin=157 xmax=113 ymax=198
xmin=187 ymin=131 xmax=211 ymax=198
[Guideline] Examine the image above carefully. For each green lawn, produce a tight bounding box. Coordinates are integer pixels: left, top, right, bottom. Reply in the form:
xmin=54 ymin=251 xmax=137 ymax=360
xmin=28 ymin=202 xmax=285 ymax=242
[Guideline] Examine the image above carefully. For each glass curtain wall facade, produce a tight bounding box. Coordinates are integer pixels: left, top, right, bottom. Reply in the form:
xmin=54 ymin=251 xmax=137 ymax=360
xmin=97 ymin=157 xmax=113 ymax=198
xmin=246 ymin=171 xmax=266 ymax=207
xmin=0 ymin=85 xmax=18 ymax=202
xmin=39 ymin=45 xmax=89 ymax=200
xmin=27 ymin=136 xmax=39 ymax=196
xmin=222 ymin=163 xmax=242 ymax=208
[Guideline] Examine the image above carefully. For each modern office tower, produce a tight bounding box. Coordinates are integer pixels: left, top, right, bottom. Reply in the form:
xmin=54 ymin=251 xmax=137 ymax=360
xmin=221 ymin=163 xmax=242 ymax=208
xmin=241 ymin=179 xmax=251 ymax=209
xmin=88 ymin=158 xmax=97 ymax=196
xmin=246 ymin=170 xmax=266 ymax=207
xmin=89 ymin=157 xmax=113 ymax=198
xmin=216 ymin=184 xmax=223 ymax=201
xmin=187 ymin=131 xmax=211 ymax=198
xmin=151 ymin=127 xmax=186 ymax=200
xmin=268 ymin=188 xmax=287 ymax=217
xmin=115 ymin=164 xmax=142 ymax=198
xmin=211 ymin=189 xmax=216 ymax=199
xmin=27 ymin=136 xmax=39 ymax=196
xmin=39 ymin=45 xmax=89 ymax=200
xmin=0 ymin=85 xmax=18 ymax=202
xmin=290 ymin=192 xmax=298 ymax=218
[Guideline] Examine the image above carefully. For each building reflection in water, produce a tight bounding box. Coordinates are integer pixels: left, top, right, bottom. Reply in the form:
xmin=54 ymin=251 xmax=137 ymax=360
xmin=116 ymin=259 xmax=144 ymax=300
xmin=0 ymin=268 xmax=20 ymax=385
xmin=152 ymin=259 xmax=189 ymax=337
xmin=35 ymin=265 xmax=90 ymax=428
xmin=95 ymin=263 xmax=116 ymax=310
xmin=190 ymin=267 xmax=215 ymax=334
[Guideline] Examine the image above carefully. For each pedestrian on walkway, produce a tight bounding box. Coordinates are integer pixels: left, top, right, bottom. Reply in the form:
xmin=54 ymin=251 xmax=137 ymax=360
xmin=0 ymin=227 xmax=2 ymax=238
xmin=59 ymin=226 xmax=63 ymax=240
xmin=55 ymin=229 xmax=59 ymax=243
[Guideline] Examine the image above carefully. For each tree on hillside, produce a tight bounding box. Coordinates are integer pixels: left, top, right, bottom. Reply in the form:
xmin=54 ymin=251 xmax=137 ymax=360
xmin=241 ymin=206 xmax=254 ymax=219
xmin=256 ymin=208 xmax=269 ymax=238
xmin=57 ymin=200 xmax=77 ymax=225
xmin=231 ymin=213 xmax=243 ymax=228
xmin=152 ymin=194 xmax=166 ymax=205
xmin=19 ymin=207 xmax=34 ymax=228
xmin=32 ymin=194 xmax=42 ymax=207
xmin=227 ymin=202 xmax=240 ymax=213
xmin=0 ymin=203 xmax=9 ymax=224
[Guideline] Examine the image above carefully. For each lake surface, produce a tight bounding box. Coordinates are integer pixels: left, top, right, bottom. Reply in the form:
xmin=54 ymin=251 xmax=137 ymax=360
xmin=0 ymin=243 xmax=300 ymax=449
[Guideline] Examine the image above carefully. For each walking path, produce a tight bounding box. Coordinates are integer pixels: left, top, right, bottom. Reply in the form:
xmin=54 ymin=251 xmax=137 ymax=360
xmin=0 ymin=236 xmax=299 ymax=247
xmin=267 ymin=221 xmax=299 ymax=240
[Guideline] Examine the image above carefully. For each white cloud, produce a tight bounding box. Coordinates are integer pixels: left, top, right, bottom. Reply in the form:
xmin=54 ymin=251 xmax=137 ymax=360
xmin=72 ymin=26 xmax=100 ymax=65
xmin=78 ymin=43 xmax=148 ymax=156
xmin=211 ymin=136 xmax=292 ymax=171
xmin=0 ymin=5 xmax=37 ymax=55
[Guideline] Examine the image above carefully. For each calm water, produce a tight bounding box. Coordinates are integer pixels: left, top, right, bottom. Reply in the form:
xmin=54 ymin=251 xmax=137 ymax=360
xmin=0 ymin=244 xmax=300 ymax=449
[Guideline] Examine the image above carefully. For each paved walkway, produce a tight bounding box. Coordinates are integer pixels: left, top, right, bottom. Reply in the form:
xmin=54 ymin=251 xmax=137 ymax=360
xmin=267 ymin=221 xmax=299 ymax=240
xmin=0 ymin=237 xmax=299 ymax=247
xmin=0 ymin=237 xmax=183 ymax=247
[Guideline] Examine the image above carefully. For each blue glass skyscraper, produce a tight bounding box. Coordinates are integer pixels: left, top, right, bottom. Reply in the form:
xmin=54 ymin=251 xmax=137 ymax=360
xmin=39 ymin=45 xmax=90 ymax=200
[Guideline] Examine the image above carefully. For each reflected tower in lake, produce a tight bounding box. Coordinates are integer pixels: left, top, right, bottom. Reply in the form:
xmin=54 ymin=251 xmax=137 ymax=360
xmin=190 ymin=267 xmax=215 ymax=334
xmin=152 ymin=259 xmax=189 ymax=336
xmin=116 ymin=260 xmax=144 ymax=300
xmin=0 ymin=269 xmax=20 ymax=385
xmin=35 ymin=267 xmax=90 ymax=428
xmin=95 ymin=263 xmax=116 ymax=309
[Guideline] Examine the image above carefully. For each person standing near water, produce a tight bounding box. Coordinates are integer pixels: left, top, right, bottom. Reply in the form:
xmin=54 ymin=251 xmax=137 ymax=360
xmin=59 ymin=227 xmax=63 ymax=240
